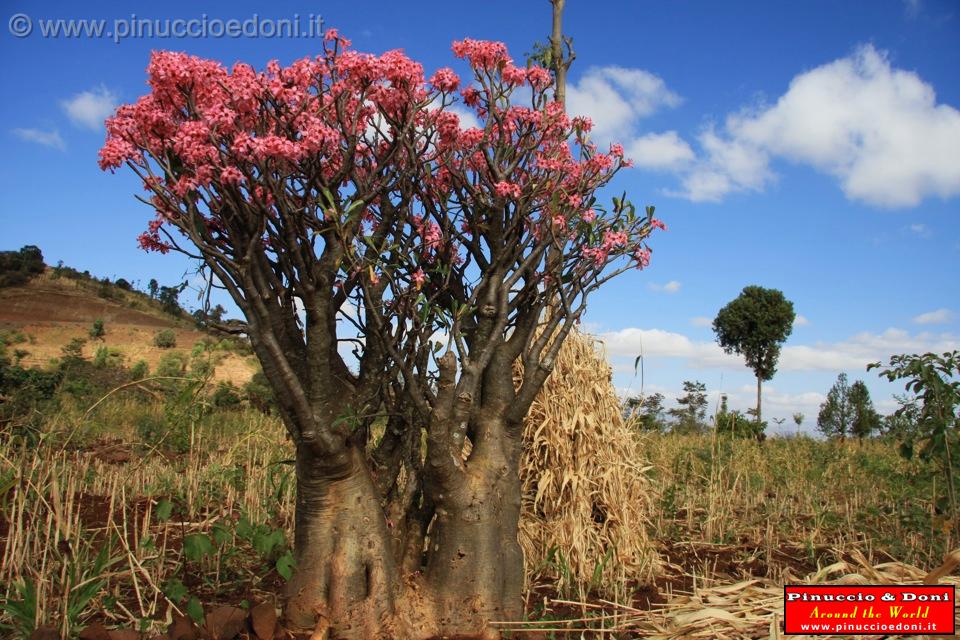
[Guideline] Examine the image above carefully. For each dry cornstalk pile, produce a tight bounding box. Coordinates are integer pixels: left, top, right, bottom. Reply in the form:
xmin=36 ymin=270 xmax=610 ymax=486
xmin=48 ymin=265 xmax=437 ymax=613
xmin=517 ymin=328 xmax=662 ymax=597
xmin=495 ymin=549 xmax=960 ymax=639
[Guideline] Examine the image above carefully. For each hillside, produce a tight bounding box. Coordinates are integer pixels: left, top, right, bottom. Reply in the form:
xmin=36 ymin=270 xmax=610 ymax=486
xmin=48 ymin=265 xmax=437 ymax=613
xmin=0 ymin=270 xmax=256 ymax=385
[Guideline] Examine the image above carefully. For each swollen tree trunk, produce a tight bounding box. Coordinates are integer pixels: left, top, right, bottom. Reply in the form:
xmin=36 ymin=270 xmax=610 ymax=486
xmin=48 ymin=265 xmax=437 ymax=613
xmin=285 ymin=446 xmax=400 ymax=639
xmin=425 ymin=418 xmax=524 ymax=638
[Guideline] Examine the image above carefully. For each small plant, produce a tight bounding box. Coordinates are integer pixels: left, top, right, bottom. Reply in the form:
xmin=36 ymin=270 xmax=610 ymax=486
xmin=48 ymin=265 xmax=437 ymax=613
xmin=153 ymin=329 xmax=177 ymax=349
xmin=130 ymin=359 xmax=149 ymax=380
xmin=92 ymin=346 xmax=123 ymax=368
xmin=89 ymin=318 xmax=106 ymax=340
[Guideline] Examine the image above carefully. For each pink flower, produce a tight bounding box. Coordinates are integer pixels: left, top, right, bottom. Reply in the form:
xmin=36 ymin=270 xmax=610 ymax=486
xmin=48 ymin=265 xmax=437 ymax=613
xmin=494 ymin=181 xmax=521 ymax=199
xmin=572 ymin=116 xmax=593 ymax=133
xmin=609 ymin=143 xmax=625 ymax=158
xmin=526 ymin=66 xmax=552 ymax=89
xmin=633 ymin=247 xmax=652 ymax=269
xmin=582 ymin=209 xmax=597 ymax=223
xmin=430 ymin=67 xmax=460 ymax=93
xmin=650 ymin=218 xmax=667 ymax=231
xmin=412 ymin=269 xmax=426 ymax=289
xmin=220 ymin=166 xmax=244 ymax=185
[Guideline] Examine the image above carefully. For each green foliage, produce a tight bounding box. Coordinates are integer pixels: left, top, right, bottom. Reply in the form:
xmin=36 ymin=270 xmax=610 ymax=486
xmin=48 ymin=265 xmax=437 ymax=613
xmin=817 ymin=374 xmax=879 ymax=439
xmin=870 ymin=351 xmax=960 ymax=530
xmin=212 ymin=382 xmax=242 ymax=409
xmin=625 ymin=392 xmax=667 ymax=432
xmin=713 ymin=286 xmax=795 ymax=382
xmin=849 ymin=380 xmax=881 ymax=439
xmin=89 ymin=318 xmax=106 ymax=340
xmin=153 ymin=329 xmax=177 ymax=349
xmin=0 ymin=578 xmax=37 ymax=637
xmin=715 ymin=394 xmax=766 ymax=440
xmin=0 ymin=245 xmax=44 ymax=288
xmin=92 ymin=346 xmax=124 ymax=369
xmin=669 ymin=381 xmax=708 ymax=434
xmin=60 ymin=337 xmax=87 ymax=366
xmin=158 ymin=284 xmax=184 ymax=317
xmin=713 ymin=285 xmax=795 ymax=423
xmin=130 ymin=360 xmax=149 ymax=380
xmin=244 ymin=371 xmax=276 ymax=415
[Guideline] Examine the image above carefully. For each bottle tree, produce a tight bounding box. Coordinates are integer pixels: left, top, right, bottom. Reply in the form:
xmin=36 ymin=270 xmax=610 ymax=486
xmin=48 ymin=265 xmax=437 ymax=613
xmin=712 ymin=286 xmax=795 ymax=427
xmin=99 ymin=31 xmax=663 ymax=638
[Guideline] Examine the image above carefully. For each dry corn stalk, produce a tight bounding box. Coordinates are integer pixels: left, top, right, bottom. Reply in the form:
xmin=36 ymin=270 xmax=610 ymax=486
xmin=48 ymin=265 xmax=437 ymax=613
xmin=517 ymin=328 xmax=662 ymax=597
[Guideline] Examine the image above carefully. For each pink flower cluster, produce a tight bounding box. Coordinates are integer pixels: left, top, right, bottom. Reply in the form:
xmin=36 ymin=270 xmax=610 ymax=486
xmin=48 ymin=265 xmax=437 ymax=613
xmin=494 ymin=181 xmax=522 ymax=199
xmin=451 ymin=39 xmax=510 ymax=70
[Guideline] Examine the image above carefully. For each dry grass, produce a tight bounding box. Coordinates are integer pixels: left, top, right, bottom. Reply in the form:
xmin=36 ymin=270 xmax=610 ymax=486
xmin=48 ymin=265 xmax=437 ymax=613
xmin=519 ymin=329 xmax=662 ymax=599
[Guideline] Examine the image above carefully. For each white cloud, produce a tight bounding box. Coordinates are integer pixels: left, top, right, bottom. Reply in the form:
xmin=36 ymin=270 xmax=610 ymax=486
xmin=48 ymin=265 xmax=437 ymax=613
xmin=689 ymin=316 xmax=713 ymax=328
xmin=670 ymin=45 xmax=960 ymax=207
xmin=648 ymin=280 xmax=682 ymax=294
xmin=625 ymin=131 xmax=695 ymax=170
xmin=12 ymin=127 xmax=65 ymax=150
xmin=794 ymin=314 xmax=810 ymax=327
xmin=61 ymin=86 xmax=118 ymax=130
xmin=597 ymin=325 xmax=959 ymax=373
xmin=567 ymin=66 xmax=681 ymax=144
xmin=913 ymin=308 xmax=954 ymax=325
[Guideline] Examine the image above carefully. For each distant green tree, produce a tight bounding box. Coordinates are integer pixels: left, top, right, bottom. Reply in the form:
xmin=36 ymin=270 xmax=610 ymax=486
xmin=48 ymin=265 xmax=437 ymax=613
xmin=625 ymin=392 xmax=667 ymax=431
xmin=792 ymin=412 xmax=804 ymax=432
xmin=147 ymin=278 xmax=159 ymax=299
xmin=713 ymin=286 xmax=795 ymax=425
xmin=669 ymin=380 xmax=708 ymax=434
xmin=849 ymin=380 xmax=880 ymax=439
xmin=715 ymin=394 xmax=765 ymax=440
xmin=114 ymin=278 xmax=132 ymax=290
xmin=818 ymin=373 xmax=853 ymax=439
xmin=158 ymin=285 xmax=183 ymax=316
xmin=0 ymin=245 xmax=45 ymax=288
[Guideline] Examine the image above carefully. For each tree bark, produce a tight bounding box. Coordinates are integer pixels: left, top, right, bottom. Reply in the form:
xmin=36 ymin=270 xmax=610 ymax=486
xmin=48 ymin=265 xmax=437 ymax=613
xmin=756 ymin=375 xmax=762 ymax=426
xmin=425 ymin=422 xmax=524 ymax=638
xmin=284 ymin=446 xmax=400 ymax=639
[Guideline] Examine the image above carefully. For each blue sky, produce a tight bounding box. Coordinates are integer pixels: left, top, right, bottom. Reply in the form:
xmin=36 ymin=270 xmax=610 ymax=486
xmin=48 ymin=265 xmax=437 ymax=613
xmin=1 ymin=0 xmax=958 ymax=433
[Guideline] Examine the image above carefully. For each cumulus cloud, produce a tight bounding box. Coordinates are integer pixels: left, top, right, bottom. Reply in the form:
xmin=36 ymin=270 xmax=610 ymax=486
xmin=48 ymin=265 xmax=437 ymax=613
xmin=597 ymin=325 xmax=959 ymax=372
xmin=689 ymin=316 xmax=713 ymax=328
xmin=794 ymin=315 xmax=810 ymax=327
xmin=567 ymin=66 xmax=681 ymax=144
xmin=671 ymin=45 xmax=960 ymax=206
xmin=913 ymin=308 xmax=953 ymax=325
xmin=626 ymin=131 xmax=695 ymax=170
xmin=12 ymin=127 xmax=65 ymax=150
xmin=62 ymin=86 xmax=118 ymax=130
xmin=648 ymin=280 xmax=682 ymax=294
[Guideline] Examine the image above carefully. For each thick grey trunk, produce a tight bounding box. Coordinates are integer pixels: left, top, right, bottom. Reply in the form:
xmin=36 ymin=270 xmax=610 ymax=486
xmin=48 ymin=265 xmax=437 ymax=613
xmin=425 ymin=431 xmax=524 ymax=637
xmin=284 ymin=446 xmax=398 ymax=639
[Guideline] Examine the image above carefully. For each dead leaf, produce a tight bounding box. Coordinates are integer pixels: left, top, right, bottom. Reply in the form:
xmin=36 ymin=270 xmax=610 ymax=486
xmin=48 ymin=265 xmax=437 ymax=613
xmin=250 ymin=601 xmax=277 ymax=640
xmin=30 ymin=627 xmax=59 ymax=640
xmin=205 ymin=606 xmax=247 ymax=640
xmin=168 ymin=612 xmax=198 ymax=640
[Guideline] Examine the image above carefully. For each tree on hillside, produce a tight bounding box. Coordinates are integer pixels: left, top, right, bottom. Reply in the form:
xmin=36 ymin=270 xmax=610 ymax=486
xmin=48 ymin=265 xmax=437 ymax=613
xmin=147 ymin=278 xmax=159 ymax=299
xmin=669 ymin=380 xmax=708 ymax=433
xmin=99 ymin=27 xmax=662 ymax=638
xmin=0 ymin=245 xmax=45 ymax=288
xmin=849 ymin=380 xmax=880 ymax=439
xmin=713 ymin=286 xmax=795 ymax=425
xmin=818 ymin=373 xmax=852 ymax=439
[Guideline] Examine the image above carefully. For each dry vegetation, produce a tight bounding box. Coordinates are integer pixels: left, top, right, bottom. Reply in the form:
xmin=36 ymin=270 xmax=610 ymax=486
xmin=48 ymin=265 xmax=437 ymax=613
xmin=1 ymin=282 xmax=956 ymax=638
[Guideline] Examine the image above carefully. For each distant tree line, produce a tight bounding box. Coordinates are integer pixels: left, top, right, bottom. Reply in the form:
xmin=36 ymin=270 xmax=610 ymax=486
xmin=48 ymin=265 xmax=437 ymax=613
xmin=0 ymin=245 xmax=44 ymax=287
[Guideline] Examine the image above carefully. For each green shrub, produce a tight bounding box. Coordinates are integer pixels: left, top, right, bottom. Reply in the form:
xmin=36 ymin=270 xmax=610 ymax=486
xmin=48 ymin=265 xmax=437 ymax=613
xmin=153 ymin=329 xmax=177 ymax=349
xmin=89 ymin=319 xmax=106 ymax=340
xmin=156 ymin=352 xmax=188 ymax=377
xmin=212 ymin=382 xmax=242 ymax=409
xmin=92 ymin=346 xmax=124 ymax=369
xmin=130 ymin=360 xmax=149 ymax=380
